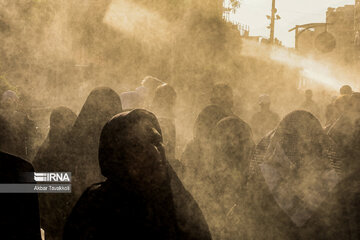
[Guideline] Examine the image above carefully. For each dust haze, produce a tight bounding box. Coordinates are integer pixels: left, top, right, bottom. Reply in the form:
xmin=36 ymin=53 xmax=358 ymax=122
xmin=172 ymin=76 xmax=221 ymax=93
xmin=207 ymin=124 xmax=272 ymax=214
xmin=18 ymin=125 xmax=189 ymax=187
xmin=1 ymin=0 xmax=360 ymax=239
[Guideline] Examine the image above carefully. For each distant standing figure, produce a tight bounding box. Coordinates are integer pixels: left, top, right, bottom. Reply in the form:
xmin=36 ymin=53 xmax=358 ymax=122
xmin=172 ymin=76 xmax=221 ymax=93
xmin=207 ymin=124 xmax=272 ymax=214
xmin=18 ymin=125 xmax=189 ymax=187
xmin=138 ymin=76 xmax=165 ymax=108
xmin=251 ymin=94 xmax=280 ymax=142
xmin=300 ymin=89 xmax=320 ymax=119
xmin=120 ymin=76 xmax=164 ymax=110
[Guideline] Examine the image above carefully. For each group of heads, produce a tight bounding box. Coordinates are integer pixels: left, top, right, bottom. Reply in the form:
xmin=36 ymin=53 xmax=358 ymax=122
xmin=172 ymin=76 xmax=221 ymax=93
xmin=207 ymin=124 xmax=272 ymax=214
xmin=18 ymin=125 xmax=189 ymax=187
xmin=194 ymin=104 xmax=255 ymax=170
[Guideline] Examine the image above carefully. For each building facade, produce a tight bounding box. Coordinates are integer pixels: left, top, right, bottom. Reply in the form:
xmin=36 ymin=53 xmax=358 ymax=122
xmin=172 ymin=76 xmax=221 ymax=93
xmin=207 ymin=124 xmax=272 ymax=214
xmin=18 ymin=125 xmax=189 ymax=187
xmin=355 ymin=0 xmax=360 ymax=60
xmin=326 ymin=5 xmax=355 ymax=63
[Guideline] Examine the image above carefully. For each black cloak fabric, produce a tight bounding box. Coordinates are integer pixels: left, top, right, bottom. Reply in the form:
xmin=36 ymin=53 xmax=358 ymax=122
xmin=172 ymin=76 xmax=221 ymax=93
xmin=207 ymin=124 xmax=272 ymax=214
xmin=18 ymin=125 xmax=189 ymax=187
xmin=0 ymin=151 xmax=41 ymax=240
xmin=246 ymin=110 xmax=341 ymax=240
xmin=68 ymin=87 xmax=122 ymax=197
xmin=63 ymin=109 xmax=211 ymax=240
xmin=32 ymin=106 xmax=77 ymax=240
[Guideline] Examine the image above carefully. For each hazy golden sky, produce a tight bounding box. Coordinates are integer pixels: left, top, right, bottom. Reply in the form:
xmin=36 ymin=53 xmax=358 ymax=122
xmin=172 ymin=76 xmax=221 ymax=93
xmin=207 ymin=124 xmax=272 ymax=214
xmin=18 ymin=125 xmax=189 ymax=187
xmin=228 ymin=0 xmax=354 ymax=47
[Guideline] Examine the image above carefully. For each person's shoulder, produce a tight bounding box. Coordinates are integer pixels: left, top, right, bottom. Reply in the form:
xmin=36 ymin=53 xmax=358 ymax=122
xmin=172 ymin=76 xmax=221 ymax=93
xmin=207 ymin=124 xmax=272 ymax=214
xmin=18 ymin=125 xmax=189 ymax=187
xmin=0 ymin=152 xmax=34 ymax=183
xmin=74 ymin=182 xmax=106 ymax=208
xmin=83 ymin=182 xmax=104 ymax=196
xmin=0 ymin=151 xmax=34 ymax=172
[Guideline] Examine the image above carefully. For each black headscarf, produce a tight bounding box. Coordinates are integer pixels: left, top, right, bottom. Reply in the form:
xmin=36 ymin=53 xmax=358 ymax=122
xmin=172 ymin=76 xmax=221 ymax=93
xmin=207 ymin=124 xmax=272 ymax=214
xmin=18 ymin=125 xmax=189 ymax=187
xmin=99 ymin=109 xmax=166 ymax=188
xmin=71 ymin=87 xmax=122 ymax=148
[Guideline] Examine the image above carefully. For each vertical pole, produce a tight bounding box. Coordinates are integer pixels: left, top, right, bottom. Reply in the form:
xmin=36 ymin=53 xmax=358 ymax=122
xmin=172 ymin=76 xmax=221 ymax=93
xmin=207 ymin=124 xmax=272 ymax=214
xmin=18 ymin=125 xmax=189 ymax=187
xmin=295 ymin=27 xmax=299 ymax=50
xmin=270 ymin=0 xmax=276 ymax=44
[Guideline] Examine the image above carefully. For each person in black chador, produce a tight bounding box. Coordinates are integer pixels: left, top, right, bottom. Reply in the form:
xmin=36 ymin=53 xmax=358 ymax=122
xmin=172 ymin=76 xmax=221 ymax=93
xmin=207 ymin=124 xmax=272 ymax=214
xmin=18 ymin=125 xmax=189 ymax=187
xmin=0 ymin=116 xmax=41 ymax=240
xmin=63 ymin=109 xmax=211 ymax=240
xmin=68 ymin=87 xmax=122 ymax=197
xmin=251 ymin=94 xmax=280 ymax=143
xmin=247 ymin=110 xmax=341 ymax=240
xmin=207 ymin=117 xmax=255 ymax=240
xmin=32 ymin=106 xmax=77 ymax=240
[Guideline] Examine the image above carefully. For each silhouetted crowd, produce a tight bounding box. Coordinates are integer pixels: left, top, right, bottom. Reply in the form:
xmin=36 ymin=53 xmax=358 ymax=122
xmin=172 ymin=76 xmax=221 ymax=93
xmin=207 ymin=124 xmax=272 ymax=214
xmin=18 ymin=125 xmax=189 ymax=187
xmin=1 ymin=76 xmax=360 ymax=240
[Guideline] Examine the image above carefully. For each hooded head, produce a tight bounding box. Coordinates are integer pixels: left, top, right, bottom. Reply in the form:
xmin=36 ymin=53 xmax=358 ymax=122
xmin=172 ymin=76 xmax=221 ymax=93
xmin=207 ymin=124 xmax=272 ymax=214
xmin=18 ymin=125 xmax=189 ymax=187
xmin=340 ymin=85 xmax=352 ymax=95
xmin=151 ymin=84 xmax=177 ymax=118
xmin=99 ymin=109 xmax=168 ymax=190
xmin=260 ymin=110 xmax=339 ymax=227
xmin=72 ymin=87 xmax=122 ymax=147
xmin=193 ymin=105 xmax=228 ymax=142
xmin=213 ymin=117 xmax=255 ymax=170
xmin=210 ymin=83 xmax=233 ymax=114
xmin=49 ymin=107 xmax=77 ymax=143
xmin=273 ymin=110 xmax=326 ymax=168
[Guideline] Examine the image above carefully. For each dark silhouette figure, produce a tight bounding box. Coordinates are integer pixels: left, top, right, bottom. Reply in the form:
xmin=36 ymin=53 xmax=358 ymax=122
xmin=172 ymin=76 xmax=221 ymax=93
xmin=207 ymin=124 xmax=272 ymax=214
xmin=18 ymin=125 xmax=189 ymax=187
xmin=208 ymin=116 xmax=255 ymax=239
xmin=63 ymin=109 xmax=211 ymax=240
xmin=68 ymin=87 xmax=122 ymax=197
xmin=300 ymin=89 xmax=320 ymax=119
xmin=33 ymin=106 xmax=77 ymax=171
xmin=210 ymin=83 xmax=234 ymax=115
xmin=328 ymin=92 xmax=360 ymax=176
xmin=32 ymin=106 xmax=77 ymax=240
xmin=0 ymin=116 xmax=41 ymax=240
xmin=340 ymin=85 xmax=352 ymax=95
xmin=247 ymin=110 xmax=341 ymax=240
xmin=251 ymin=94 xmax=280 ymax=142
xmin=181 ymin=105 xmax=228 ymax=189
